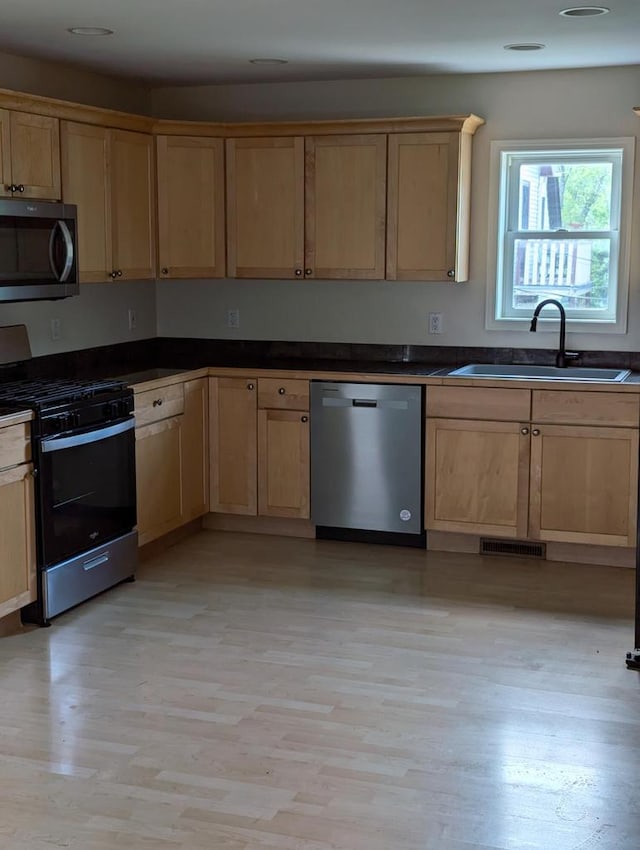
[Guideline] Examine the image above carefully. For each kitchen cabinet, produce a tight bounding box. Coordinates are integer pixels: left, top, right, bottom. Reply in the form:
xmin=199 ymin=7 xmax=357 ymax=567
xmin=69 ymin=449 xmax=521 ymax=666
xmin=209 ymin=376 xmax=258 ymax=514
xmin=61 ymin=123 xmax=156 ymax=282
xmin=387 ymin=131 xmax=471 ymax=282
xmin=60 ymin=122 xmax=112 ymax=283
xmin=0 ymin=109 xmax=61 ymax=200
xmin=182 ymin=378 xmax=209 ymax=521
xmin=226 ymin=134 xmax=386 ymax=279
xmin=209 ymin=376 xmax=310 ymax=519
xmin=305 ymin=134 xmax=387 ymax=279
xmin=0 ymin=422 xmax=36 ymax=620
xmin=226 ymin=137 xmax=304 ymax=278
xmin=426 ymin=386 xmax=639 ymax=547
xmin=157 ymin=135 xmax=225 ymax=279
xmin=135 ymin=416 xmax=183 ymax=546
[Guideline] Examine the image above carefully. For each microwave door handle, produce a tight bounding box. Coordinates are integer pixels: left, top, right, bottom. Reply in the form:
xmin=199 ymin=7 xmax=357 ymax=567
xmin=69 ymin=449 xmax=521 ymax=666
xmin=48 ymin=221 xmax=61 ymax=280
xmin=49 ymin=220 xmax=74 ymax=283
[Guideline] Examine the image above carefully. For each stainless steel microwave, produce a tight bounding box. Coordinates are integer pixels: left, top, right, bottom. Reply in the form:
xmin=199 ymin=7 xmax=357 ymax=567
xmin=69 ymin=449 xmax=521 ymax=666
xmin=0 ymin=199 xmax=78 ymax=302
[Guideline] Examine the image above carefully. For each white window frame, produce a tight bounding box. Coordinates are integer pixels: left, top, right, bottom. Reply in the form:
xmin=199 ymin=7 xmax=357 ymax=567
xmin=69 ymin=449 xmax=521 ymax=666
xmin=486 ymin=137 xmax=635 ymax=334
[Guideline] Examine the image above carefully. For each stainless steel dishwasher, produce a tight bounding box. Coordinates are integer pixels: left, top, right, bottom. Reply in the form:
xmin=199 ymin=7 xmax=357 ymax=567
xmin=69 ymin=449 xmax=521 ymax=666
xmin=310 ymin=381 xmax=424 ymax=541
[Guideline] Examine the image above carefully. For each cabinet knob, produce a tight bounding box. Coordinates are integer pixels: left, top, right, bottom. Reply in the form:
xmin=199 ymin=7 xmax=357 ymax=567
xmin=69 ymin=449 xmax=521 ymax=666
xmin=295 ymin=269 xmax=302 ymax=277
xmin=447 ymin=269 xmax=455 ymax=279
xmin=17 ymin=184 xmax=25 ymax=193
xmin=161 ymin=267 xmax=169 ymax=275
xmin=301 ymin=415 xmax=308 ymax=423
xmin=152 ymin=398 xmax=163 ymax=407
xmin=304 ymin=268 xmax=312 ymax=276
xmin=532 ymin=428 xmax=541 ymax=437
xmin=117 ymin=270 xmax=123 ymax=277
xmin=520 ymin=427 xmax=529 ymax=435
xmin=278 ymin=387 xmax=286 ymax=395
xmin=7 ymin=184 xmax=17 ymax=192
xmin=247 ymin=383 xmax=255 ymax=391
xmin=110 ymin=271 xmax=118 ymax=279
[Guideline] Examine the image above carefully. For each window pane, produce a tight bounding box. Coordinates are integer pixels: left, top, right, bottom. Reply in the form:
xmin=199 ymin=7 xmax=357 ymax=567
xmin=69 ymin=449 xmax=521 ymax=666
xmin=517 ymin=162 xmax=613 ymax=232
xmin=512 ymin=238 xmax=611 ymax=310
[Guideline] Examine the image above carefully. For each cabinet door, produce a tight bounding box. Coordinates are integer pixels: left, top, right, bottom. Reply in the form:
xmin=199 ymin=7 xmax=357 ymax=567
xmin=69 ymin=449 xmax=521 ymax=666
xmin=111 ymin=129 xmax=156 ymax=280
xmin=226 ymin=137 xmax=304 ymax=278
xmin=135 ymin=416 xmax=183 ymax=546
xmin=9 ymin=112 xmax=61 ymax=200
xmin=387 ymin=132 xmax=460 ymax=281
xmin=258 ymin=409 xmax=310 ymax=519
xmin=61 ymin=122 xmax=112 ymax=283
xmin=529 ymin=424 xmax=638 ymax=547
xmin=157 ymin=135 xmax=225 ymax=279
xmin=209 ymin=377 xmax=257 ymax=515
xmin=426 ymin=418 xmax=530 ymax=537
xmin=182 ymin=378 xmax=209 ymax=522
xmin=0 ymin=464 xmax=36 ymax=619
xmin=305 ymin=134 xmax=387 ymax=279
xmin=0 ymin=109 xmax=11 ymax=198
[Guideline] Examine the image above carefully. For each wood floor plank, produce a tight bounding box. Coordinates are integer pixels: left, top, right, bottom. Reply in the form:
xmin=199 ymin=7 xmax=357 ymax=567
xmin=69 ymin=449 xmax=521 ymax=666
xmin=0 ymin=530 xmax=638 ymax=849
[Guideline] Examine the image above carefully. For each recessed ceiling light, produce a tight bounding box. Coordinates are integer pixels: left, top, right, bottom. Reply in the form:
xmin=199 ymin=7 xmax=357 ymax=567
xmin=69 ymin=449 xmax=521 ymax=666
xmin=249 ymin=58 xmax=288 ymax=65
xmin=504 ymin=43 xmax=546 ymax=51
xmin=67 ymin=26 xmax=114 ymax=36
xmin=559 ymin=6 xmax=610 ymax=16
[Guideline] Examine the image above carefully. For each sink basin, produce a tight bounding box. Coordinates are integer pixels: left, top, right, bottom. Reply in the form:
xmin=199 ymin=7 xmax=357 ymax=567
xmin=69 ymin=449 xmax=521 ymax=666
xmin=449 ymin=364 xmax=631 ymax=382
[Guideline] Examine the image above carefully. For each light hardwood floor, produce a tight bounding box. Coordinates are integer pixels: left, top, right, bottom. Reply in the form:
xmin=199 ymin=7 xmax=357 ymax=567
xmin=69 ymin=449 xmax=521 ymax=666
xmin=0 ymin=531 xmax=638 ymax=850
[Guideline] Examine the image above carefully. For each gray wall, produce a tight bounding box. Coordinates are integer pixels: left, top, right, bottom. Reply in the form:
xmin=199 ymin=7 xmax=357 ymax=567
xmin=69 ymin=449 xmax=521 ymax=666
xmin=0 ymin=51 xmax=156 ymax=356
xmin=154 ymin=65 xmax=640 ymax=350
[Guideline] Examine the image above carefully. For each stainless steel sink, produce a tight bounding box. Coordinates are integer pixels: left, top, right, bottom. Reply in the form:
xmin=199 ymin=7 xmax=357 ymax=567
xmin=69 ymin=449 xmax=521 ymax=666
xmin=449 ymin=364 xmax=631 ymax=382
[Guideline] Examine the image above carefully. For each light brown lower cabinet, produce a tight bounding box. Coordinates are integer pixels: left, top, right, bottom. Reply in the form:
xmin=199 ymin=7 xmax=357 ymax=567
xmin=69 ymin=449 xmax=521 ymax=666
xmin=209 ymin=376 xmax=310 ymax=519
xmin=182 ymin=378 xmax=209 ymax=522
xmin=135 ymin=415 xmax=183 ymax=546
xmin=0 ymin=463 xmax=36 ymax=619
xmin=426 ymin=417 xmax=639 ymax=547
xmin=258 ymin=409 xmax=310 ymax=519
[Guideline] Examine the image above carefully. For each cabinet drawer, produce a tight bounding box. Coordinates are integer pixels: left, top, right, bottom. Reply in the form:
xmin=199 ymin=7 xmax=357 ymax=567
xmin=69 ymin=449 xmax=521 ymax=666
xmin=135 ymin=383 xmax=185 ymax=427
xmin=258 ymin=378 xmax=309 ymax=410
xmin=0 ymin=423 xmax=31 ymax=470
xmin=427 ymin=386 xmax=531 ymax=421
xmin=532 ymin=391 xmax=639 ymax=427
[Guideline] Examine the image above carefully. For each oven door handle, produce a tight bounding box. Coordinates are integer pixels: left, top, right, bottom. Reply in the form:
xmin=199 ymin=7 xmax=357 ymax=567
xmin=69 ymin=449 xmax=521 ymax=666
xmin=40 ymin=418 xmax=135 ymax=453
xmin=48 ymin=220 xmax=74 ymax=283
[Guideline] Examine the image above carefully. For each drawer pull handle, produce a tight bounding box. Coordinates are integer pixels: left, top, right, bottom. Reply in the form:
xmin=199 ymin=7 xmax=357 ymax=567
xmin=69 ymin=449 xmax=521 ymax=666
xmin=152 ymin=398 xmax=163 ymax=407
xmin=301 ymin=415 xmax=308 ymax=423
xmin=532 ymin=428 xmax=541 ymax=436
xmin=278 ymin=387 xmax=286 ymax=395
xmin=521 ymin=427 xmax=529 ymax=435
xmin=247 ymin=383 xmax=255 ymax=391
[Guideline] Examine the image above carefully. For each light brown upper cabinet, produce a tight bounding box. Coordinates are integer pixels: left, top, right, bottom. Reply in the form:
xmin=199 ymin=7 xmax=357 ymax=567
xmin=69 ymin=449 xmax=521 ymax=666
xmin=226 ymin=137 xmax=304 ymax=278
xmin=111 ymin=130 xmax=156 ymax=280
xmin=305 ymin=134 xmax=387 ymax=279
xmin=61 ymin=122 xmax=112 ymax=283
xmin=226 ymin=134 xmax=386 ymax=280
xmin=157 ymin=135 xmax=225 ymax=279
xmin=62 ymin=124 xmax=155 ymax=282
xmin=0 ymin=109 xmax=61 ymax=200
xmin=387 ymin=132 xmax=471 ymax=282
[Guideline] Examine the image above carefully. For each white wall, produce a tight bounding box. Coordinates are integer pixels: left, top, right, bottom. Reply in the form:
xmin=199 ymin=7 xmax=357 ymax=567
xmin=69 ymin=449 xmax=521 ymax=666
xmin=0 ymin=282 xmax=156 ymax=357
xmin=154 ymin=65 xmax=640 ymax=350
xmin=0 ymin=51 xmax=156 ymax=357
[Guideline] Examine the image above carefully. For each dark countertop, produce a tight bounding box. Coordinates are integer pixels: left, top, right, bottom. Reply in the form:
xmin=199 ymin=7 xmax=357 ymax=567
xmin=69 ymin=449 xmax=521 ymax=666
xmin=113 ymin=367 xmax=193 ymax=385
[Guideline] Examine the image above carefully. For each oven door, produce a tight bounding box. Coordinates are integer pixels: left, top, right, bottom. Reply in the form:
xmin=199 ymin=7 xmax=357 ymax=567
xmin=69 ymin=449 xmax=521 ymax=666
xmin=37 ymin=418 xmax=137 ymax=567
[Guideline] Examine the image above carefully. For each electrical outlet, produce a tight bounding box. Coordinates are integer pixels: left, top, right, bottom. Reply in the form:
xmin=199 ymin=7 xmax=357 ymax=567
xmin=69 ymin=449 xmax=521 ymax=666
xmin=128 ymin=308 xmax=137 ymax=331
xmin=429 ymin=312 xmax=444 ymax=334
xmin=227 ymin=308 xmax=240 ymax=329
xmin=50 ymin=318 xmax=61 ymax=341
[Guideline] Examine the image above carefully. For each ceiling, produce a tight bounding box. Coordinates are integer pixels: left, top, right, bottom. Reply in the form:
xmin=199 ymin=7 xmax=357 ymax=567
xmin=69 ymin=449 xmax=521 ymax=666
xmin=1 ymin=0 xmax=639 ymax=86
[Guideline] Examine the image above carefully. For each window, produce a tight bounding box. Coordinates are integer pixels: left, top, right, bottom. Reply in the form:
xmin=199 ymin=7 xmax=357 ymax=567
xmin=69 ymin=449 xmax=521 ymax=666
xmin=488 ymin=138 xmax=634 ymax=333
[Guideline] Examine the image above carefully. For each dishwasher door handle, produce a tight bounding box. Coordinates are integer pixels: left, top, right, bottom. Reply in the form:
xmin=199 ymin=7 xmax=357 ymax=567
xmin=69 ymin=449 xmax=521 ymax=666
xmin=352 ymin=399 xmax=377 ymax=407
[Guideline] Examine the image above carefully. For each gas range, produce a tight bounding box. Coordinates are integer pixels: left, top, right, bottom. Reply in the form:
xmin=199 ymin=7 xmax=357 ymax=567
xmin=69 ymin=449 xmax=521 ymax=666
xmin=0 ymin=375 xmax=138 ymax=625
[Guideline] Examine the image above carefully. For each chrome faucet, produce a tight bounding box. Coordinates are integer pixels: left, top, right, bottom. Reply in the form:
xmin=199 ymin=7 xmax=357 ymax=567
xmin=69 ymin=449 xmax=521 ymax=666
xmin=529 ymin=299 xmax=580 ymax=368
